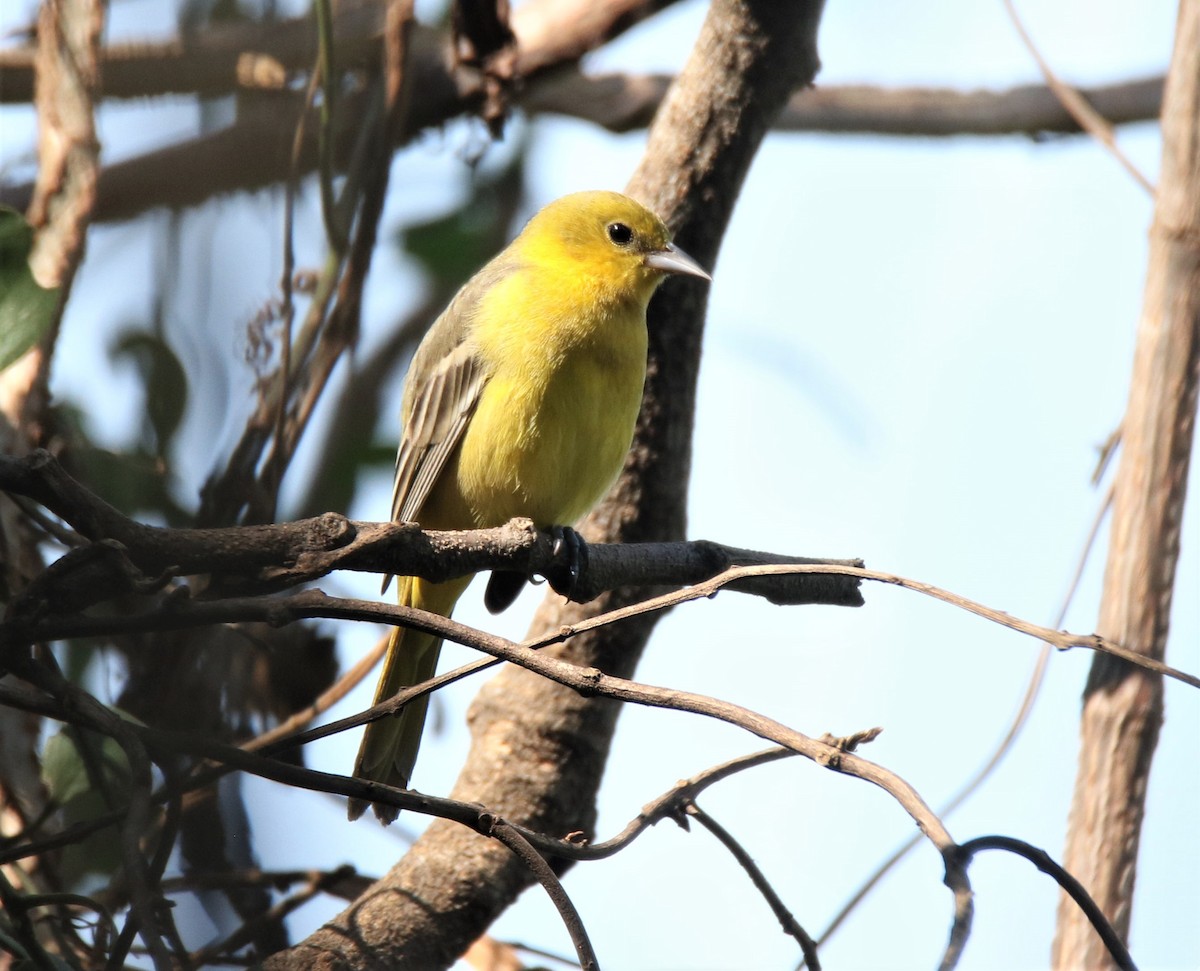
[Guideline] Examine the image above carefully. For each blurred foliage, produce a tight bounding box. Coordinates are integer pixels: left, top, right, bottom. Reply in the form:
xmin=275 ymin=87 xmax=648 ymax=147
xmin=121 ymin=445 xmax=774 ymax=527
xmin=0 ymin=206 xmax=59 ymax=370
xmin=49 ymin=318 xmax=191 ymax=523
xmin=399 ymin=186 xmax=513 ymax=288
xmin=297 ymin=152 xmax=528 ymax=519
xmin=54 ymin=400 xmax=192 ymax=526
xmin=42 ymin=711 xmax=144 ymax=886
xmin=111 ymin=328 xmax=189 ymax=461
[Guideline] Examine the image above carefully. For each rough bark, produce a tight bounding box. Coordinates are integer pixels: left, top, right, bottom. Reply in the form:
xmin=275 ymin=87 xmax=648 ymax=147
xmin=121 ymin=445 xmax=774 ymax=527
xmin=1051 ymin=2 xmax=1200 ymax=967
xmin=0 ymin=0 xmax=104 ymax=944
xmin=265 ymin=2 xmax=825 ymax=968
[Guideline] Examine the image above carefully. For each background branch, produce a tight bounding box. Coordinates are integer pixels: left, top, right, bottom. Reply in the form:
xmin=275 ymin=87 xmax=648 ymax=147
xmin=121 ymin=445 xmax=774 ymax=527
xmin=0 ymin=15 xmax=1165 ymax=223
xmin=1053 ymin=1 xmax=1200 ymax=964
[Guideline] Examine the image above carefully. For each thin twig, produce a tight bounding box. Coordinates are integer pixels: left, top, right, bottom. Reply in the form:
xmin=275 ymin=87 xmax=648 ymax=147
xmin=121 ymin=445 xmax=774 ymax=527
xmin=687 ymin=802 xmax=820 ymax=969
xmin=804 ymin=481 xmax=1117 ymax=964
xmin=271 ymin=43 xmax=321 ymax=523
xmin=1 ymin=639 xmax=961 ymax=882
xmin=240 ymin=629 xmax=389 ymax=752
xmin=487 ymin=820 xmax=599 ymax=971
xmin=526 ymin=564 xmax=1200 ymax=689
xmin=585 ymin=747 xmax=796 ymax=858
xmin=957 ymin=835 xmax=1138 ymax=971
xmin=5 ymin=658 xmax=172 ymax=971
xmin=0 ymin=867 xmax=60 ymax=971
xmin=0 ymin=649 xmax=978 ymax=969
xmin=188 ymin=866 xmax=356 ymax=966
xmin=1002 ymin=0 xmax=1153 ymax=193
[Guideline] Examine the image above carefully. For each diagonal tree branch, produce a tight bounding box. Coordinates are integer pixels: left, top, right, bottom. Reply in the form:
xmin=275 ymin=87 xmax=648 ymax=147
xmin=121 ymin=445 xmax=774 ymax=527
xmin=265 ymin=2 xmax=830 ymax=968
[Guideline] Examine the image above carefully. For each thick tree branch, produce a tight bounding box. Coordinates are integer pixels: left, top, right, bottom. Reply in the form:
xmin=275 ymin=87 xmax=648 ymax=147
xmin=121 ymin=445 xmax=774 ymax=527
xmin=0 ymin=450 xmax=864 ymax=612
xmin=268 ymin=5 xmax=831 ymax=968
xmin=1053 ymin=1 xmax=1200 ymax=966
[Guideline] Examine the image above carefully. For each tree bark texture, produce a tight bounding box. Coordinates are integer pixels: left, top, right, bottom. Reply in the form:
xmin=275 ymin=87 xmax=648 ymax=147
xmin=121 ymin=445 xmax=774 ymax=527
xmin=267 ymin=1 xmax=826 ymax=968
xmin=1052 ymin=2 xmax=1200 ymax=967
xmin=0 ymin=0 xmax=103 ymax=866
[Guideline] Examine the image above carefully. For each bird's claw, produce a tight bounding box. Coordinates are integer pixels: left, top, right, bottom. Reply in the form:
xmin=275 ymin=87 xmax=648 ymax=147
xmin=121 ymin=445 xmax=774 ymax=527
xmin=484 ymin=526 xmax=586 ymax=613
xmin=546 ymin=525 xmax=585 ymax=598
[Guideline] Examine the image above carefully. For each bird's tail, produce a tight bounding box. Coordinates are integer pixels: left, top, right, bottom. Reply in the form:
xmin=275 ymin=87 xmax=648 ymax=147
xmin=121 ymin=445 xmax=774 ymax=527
xmin=348 ymin=574 xmax=469 ymax=823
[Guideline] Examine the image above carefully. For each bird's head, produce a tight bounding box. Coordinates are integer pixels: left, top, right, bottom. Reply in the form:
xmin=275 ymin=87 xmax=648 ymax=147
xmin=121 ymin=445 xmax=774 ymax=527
xmin=516 ymin=191 xmax=710 ymax=304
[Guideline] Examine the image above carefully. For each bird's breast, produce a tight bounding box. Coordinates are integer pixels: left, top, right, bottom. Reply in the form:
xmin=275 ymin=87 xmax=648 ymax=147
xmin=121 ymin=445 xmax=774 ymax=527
xmin=455 ymin=300 xmax=648 ymax=528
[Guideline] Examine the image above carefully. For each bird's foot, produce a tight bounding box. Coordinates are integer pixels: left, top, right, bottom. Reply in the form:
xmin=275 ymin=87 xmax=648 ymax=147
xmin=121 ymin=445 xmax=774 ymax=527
xmin=484 ymin=525 xmax=588 ymax=613
xmin=545 ymin=525 xmax=586 ymax=600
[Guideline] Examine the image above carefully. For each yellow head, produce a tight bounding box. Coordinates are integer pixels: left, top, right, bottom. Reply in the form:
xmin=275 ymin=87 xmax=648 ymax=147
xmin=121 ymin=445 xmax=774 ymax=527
xmin=514 ymin=191 xmax=710 ymax=305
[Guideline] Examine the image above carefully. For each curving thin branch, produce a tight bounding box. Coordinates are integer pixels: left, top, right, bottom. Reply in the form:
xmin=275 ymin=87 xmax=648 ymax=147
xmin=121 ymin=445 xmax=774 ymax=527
xmin=804 ymin=480 xmax=1118 ymax=965
xmin=486 ymin=820 xmax=599 ymax=971
xmin=687 ymin=801 xmax=820 ymax=969
xmin=3 ymin=655 xmax=172 ymax=970
xmin=958 ymin=836 xmax=1137 ymax=971
xmin=0 ymin=651 xmax=960 ymax=968
xmin=5 ymin=591 xmax=969 ymax=872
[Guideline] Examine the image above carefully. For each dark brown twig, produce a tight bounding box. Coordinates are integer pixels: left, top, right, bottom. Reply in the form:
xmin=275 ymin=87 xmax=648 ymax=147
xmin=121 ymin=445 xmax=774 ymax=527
xmin=3 ymin=657 xmax=171 ymax=971
xmin=686 ymin=802 xmax=820 ymax=969
xmin=958 ymin=836 xmax=1138 ymax=971
xmin=486 ymin=820 xmax=599 ymax=971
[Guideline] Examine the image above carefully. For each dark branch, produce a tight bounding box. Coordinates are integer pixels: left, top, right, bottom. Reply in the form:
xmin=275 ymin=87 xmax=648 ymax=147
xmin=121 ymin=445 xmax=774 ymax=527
xmin=0 ymin=630 xmax=965 ymax=898
xmin=485 ymin=820 xmax=599 ymax=971
xmin=687 ymin=801 xmax=820 ymax=969
xmin=0 ymin=449 xmax=865 ymax=612
xmin=0 ymin=1 xmax=681 ymax=221
xmin=957 ymin=836 xmax=1138 ymax=971
xmin=0 ymin=20 xmax=1163 ymax=221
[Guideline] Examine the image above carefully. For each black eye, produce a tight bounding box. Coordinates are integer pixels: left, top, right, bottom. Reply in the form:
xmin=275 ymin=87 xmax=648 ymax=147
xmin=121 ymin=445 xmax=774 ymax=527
xmin=607 ymin=222 xmax=634 ymax=246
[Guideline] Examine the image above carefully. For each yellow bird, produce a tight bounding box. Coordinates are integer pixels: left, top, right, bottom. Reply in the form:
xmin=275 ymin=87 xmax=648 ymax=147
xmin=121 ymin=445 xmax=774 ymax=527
xmin=350 ymin=190 xmax=709 ymax=822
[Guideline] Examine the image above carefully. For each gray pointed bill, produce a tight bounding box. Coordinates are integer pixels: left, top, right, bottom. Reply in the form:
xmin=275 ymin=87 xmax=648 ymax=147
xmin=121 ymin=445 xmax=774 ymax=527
xmin=644 ymin=242 xmax=711 ymax=281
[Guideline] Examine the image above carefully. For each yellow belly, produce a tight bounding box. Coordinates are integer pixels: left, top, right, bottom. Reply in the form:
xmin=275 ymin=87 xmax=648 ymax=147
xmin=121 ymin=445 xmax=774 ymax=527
xmin=451 ymin=316 xmax=647 ymax=529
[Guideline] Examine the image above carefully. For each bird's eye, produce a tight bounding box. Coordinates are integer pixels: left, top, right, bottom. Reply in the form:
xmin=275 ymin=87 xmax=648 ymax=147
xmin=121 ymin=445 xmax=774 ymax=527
xmin=606 ymin=222 xmax=634 ymax=246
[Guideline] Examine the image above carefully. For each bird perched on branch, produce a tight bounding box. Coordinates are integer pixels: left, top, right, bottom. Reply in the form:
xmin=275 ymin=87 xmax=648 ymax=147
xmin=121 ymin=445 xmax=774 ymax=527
xmin=350 ymin=190 xmax=710 ymax=822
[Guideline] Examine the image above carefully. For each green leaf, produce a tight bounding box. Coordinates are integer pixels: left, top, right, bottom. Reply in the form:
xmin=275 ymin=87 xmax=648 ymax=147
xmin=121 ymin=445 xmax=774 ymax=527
xmin=0 ymin=206 xmax=59 ymax=371
xmin=52 ymin=401 xmax=191 ymax=524
xmin=399 ymin=154 xmax=528 ymax=287
xmin=43 ymin=722 xmax=135 ymax=806
xmin=110 ymin=329 xmax=189 ymax=455
xmin=42 ymin=712 xmax=147 ymax=886
xmin=402 ymin=205 xmax=501 ymax=287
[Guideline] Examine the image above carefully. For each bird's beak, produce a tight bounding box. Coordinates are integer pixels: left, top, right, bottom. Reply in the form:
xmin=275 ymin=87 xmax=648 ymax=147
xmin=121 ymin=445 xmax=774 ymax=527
xmin=644 ymin=242 xmax=711 ymax=281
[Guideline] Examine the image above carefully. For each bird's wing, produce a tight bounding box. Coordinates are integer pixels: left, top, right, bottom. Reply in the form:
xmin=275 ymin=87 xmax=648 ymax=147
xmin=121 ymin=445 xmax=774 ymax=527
xmin=382 ymin=259 xmax=516 ymax=593
xmin=390 ymin=258 xmax=519 ymax=524
xmin=391 ymin=339 xmax=484 ymax=524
